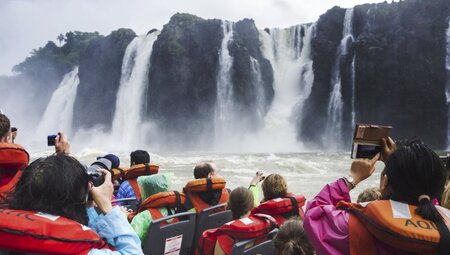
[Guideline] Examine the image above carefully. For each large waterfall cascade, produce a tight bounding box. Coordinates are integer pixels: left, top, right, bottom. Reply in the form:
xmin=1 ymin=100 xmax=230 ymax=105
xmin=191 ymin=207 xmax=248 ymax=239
xmin=111 ymin=32 xmax=159 ymax=149
xmin=324 ymin=8 xmax=354 ymax=149
xmin=35 ymin=67 xmax=80 ymax=140
xmin=249 ymin=56 xmax=266 ymax=121
xmin=446 ymin=20 xmax=450 ymax=148
xmin=234 ymin=23 xmax=315 ymax=152
xmin=214 ymin=21 xmax=236 ymax=143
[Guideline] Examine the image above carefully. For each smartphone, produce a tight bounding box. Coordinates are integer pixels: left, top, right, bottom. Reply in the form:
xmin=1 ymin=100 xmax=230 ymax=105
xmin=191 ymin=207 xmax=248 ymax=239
xmin=351 ymin=124 xmax=392 ymax=159
xmin=354 ymin=144 xmax=382 ymax=159
xmin=47 ymin=135 xmax=57 ymax=146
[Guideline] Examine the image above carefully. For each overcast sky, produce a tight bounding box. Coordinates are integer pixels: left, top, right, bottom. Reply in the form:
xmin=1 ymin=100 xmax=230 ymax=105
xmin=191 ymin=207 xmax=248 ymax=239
xmin=0 ymin=0 xmax=387 ymax=76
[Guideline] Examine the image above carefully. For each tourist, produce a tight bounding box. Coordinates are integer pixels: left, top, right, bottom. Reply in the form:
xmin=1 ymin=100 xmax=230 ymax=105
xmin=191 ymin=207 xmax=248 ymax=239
xmin=0 ymin=155 xmax=143 ymax=254
xmin=273 ymin=218 xmax=315 ymax=255
xmin=198 ymin=187 xmax=277 ymax=255
xmin=116 ymin=150 xmax=154 ymax=204
xmin=252 ymin=173 xmax=306 ymax=224
xmin=304 ymin=139 xmax=450 ymax=254
xmin=128 ymin=173 xmax=181 ymax=241
xmin=357 ymin=187 xmax=381 ymax=203
xmin=0 ymin=114 xmax=69 ymax=197
xmin=183 ymin=162 xmax=229 ymax=213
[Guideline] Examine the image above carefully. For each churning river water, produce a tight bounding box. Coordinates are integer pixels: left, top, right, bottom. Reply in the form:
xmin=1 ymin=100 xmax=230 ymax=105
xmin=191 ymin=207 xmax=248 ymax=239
xmin=30 ymin=150 xmax=385 ymax=202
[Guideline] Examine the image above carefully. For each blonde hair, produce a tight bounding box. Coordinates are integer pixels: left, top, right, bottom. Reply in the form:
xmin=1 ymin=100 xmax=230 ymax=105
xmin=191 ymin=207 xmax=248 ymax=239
xmin=441 ymin=183 xmax=450 ymax=210
xmin=262 ymin=174 xmax=287 ymax=201
xmin=357 ymin=187 xmax=381 ymax=203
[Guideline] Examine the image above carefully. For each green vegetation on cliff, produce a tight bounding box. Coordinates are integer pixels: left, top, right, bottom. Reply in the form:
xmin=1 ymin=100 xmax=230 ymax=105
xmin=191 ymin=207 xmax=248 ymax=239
xmin=13 ymin=31 xmax=100 ymax=79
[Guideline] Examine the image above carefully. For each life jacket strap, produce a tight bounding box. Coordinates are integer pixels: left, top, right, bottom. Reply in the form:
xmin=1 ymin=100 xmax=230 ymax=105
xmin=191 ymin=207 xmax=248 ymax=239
xmin=284 ymin=196 xmax=300 ymax=218
xmin=129 ymin=179 xmax=141 ymax=203
xmin=144 ymin=163 xmax=150 ymax=175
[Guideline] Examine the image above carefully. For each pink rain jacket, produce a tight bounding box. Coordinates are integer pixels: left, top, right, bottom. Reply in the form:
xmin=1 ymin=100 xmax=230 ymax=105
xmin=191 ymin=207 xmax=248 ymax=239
xmin=303 ymin=179 xmax=414 ymax=255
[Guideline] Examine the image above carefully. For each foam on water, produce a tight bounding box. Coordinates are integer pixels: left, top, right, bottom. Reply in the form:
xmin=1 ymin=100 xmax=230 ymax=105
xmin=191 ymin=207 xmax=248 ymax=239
xmin=31 ymin=149 xmax=383 ymax=201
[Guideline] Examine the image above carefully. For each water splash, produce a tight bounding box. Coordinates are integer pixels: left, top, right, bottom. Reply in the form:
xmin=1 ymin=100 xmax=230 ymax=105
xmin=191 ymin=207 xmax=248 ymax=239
xmin=231 ymin=23 xmax=315 ymax=152
xmin=214 ymin=21 xmax=235 ymax=143
xmin=35 ymin=67 xmax=79 ymax=139
xmin=111 ymin=32 xmax=159 ymax=149
xmin=249 ymin=56 xmax=266 ymax=121
xmin=324 ymin=8 xmax=354 ymax=149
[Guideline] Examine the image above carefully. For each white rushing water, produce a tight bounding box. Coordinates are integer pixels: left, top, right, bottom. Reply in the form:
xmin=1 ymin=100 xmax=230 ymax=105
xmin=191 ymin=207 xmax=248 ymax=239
xmin=249 ymin=56 xmax=266 ymax=121
xmin=34 ymin=67 xmax=79 ymax=140
xmin=111 ymin=32 xmax=159 ymax=149
xmin=446 ymin=20 xmax=450 ymax=149
xmin=237 ymin=24 xmax=315 ymax=152
xmin=324 ymin=8 xmax=354 ymax=149
xmin=214 ymin=21 xmax=236 ymax=143
xmin=46 ymin=150 xmax=383 ymax=202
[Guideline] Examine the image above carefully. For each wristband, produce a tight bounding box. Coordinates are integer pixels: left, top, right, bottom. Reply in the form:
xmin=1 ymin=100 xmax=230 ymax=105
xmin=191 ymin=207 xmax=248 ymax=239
xmin=342 ymin=176 xmax=356 ymax=189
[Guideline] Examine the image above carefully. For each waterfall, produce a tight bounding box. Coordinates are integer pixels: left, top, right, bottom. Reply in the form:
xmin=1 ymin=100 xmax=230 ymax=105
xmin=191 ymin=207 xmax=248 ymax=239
xmin=235 ymin=23 xmax=315 ymax=152
xmin=351 ymin=55 xmax=356 ymax=129
xmin=324 ymin=8 xmax=354 ymax=149
xmin=35 ymin=67 xmax=79 ymax=138
xmin=111 ymin=32 xmax=159 ymax=148
xmin=250 ymin=56 xmax=266 ymax=121
xmin=214 ymin=21 xmax=235 ymax=142
xmin=446 ymin=20 xmax=450 ymax=148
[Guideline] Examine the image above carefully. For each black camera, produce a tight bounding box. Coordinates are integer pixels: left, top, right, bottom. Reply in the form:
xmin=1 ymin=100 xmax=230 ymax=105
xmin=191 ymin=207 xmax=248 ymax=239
xmin=440 ymin=155 xmax=449 ymax=168
xmin=87 ymin=158 xmax=112 ymax=187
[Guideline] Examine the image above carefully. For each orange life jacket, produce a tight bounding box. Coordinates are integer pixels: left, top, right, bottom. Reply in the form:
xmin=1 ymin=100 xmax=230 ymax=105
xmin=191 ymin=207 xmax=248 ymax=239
xmin=251 ymin=193 xmax=306 ymax=224
xmin=128 ymin=191 xmax=186 ymax=223
xmin=338 ymin=200 xmax=450 ymax=255
xmin=0 ymin=208 xmax=111 ymax=254
xmin=124 ymin=163 xmax=159 ymax=202
xmin=0 ymin=143 xmax=29 ymax=199
xmin=183 ymin=178 xmax=229 ymax=214
xmin=197 ymin=213 xmax=278 ymax=255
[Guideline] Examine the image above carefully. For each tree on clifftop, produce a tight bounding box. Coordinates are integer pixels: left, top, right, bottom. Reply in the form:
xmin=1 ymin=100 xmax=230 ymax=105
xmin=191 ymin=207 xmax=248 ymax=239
xmin=57 ymin=34 xmax=65 ymax=46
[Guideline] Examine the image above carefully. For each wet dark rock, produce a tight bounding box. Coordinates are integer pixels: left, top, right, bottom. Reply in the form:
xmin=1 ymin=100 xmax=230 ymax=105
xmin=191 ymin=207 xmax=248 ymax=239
xmin=298 ymin=0 xmax=450 ymax=149
xmin=73 ymin=28 xmax=136 ymax=130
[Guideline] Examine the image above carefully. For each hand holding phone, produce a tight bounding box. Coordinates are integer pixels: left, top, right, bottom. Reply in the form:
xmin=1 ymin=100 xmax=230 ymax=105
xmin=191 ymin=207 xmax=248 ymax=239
xmin=48 ymin=132 xmax=70 ymax=155
xmin=351 ymin=124 xmax=392 ymax=160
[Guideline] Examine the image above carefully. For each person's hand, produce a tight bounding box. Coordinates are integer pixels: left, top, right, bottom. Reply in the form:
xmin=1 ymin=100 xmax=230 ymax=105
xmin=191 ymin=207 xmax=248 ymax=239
xmin=90 ymin=169 xmax=114 ymax=214
xmin=250 ymin=171 xmax=265 ymax=186
xmin=350 ymin=153 xmax=380 ymax=185
xmin=11 ymin=130 xmax=17 ymax=143
xmin=119 ymin=206 xmax=133 ymax=217
xmin=55 ymin=132 xmax=70 ymax=155
xmin=381 ymin=137 xmax=396 ymax=162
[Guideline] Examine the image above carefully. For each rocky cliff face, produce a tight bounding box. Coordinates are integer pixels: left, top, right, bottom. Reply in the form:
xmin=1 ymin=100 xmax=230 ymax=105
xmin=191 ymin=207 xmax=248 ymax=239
xmin=4 ymin=0 xmax=449 ymax=150
xmin=299 ymin=0 xmax=450 ymax=149
xmin=298 ymin=7 xmax=347 ymax=147
xmin=229 ymin=19 xmax=274 ymax=128
xmin=73 ymin=29 xmax=136 ymax=130
xmin=145 ymin=14 xmax=273 ymax=147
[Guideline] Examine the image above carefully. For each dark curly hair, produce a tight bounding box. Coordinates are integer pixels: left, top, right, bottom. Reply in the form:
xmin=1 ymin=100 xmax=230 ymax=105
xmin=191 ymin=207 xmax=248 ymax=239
xmin=385 ymin=140 xmax=447 ymax=222
xmin=3 ymin=155 xmax=90 ymax=225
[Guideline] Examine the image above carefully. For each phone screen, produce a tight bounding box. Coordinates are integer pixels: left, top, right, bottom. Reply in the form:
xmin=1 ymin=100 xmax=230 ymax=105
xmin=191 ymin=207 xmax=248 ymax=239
xmin=47 ymin=135 xmax=57 ymax=146
xmin=355 ymin=144 xmax=381 ymax=159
